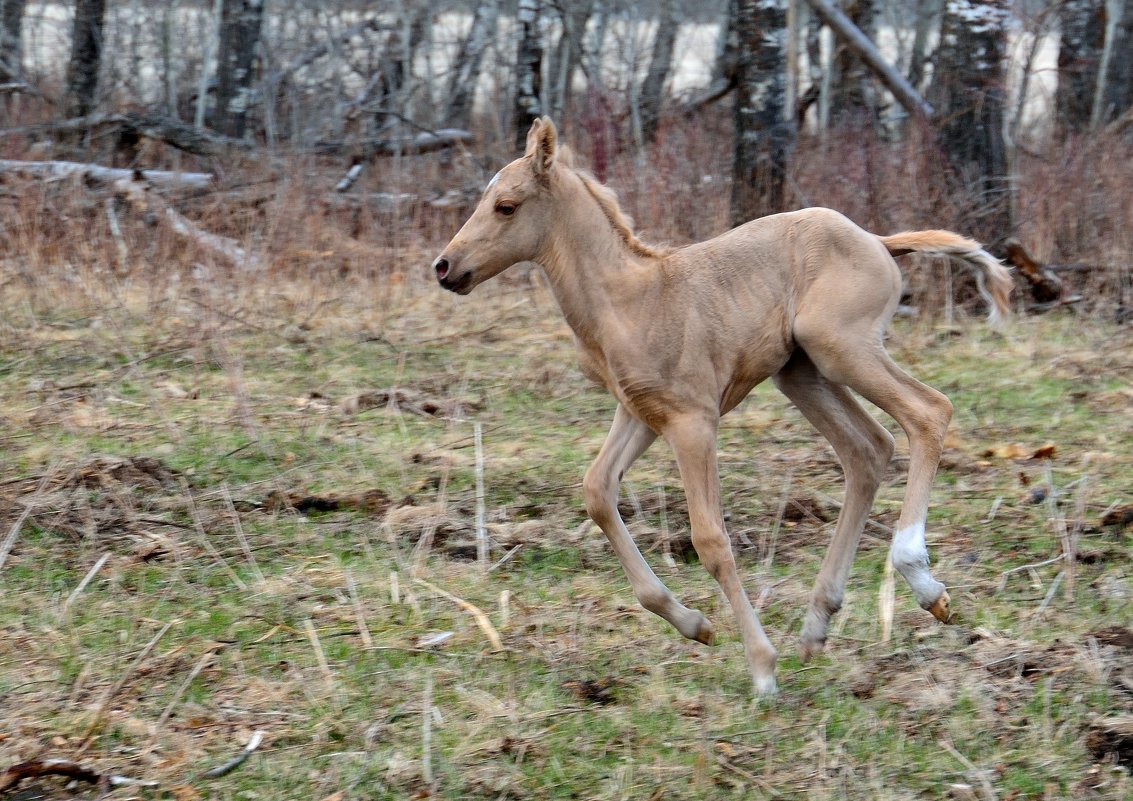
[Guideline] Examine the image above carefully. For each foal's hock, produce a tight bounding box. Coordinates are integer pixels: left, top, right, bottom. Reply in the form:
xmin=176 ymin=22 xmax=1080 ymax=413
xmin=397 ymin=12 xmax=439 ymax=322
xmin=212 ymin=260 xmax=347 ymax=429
xmin=434 ymin=117 xmax=1012 ymax=696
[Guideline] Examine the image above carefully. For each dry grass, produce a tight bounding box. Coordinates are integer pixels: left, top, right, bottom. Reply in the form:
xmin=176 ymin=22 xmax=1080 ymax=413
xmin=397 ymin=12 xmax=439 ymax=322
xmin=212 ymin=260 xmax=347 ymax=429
xmin=1 ymin=117 xmax=1131 ymax=799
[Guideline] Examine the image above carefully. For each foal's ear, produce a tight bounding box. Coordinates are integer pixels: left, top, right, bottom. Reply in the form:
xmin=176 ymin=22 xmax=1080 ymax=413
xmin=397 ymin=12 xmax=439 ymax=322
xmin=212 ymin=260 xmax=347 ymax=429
xmin=525 ymin=116 xmax=558 ymax=176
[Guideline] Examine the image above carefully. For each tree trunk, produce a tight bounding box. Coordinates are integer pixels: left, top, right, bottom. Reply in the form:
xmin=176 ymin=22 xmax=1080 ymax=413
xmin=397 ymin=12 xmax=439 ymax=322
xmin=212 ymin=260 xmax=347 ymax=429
xmin=639 ymin=0 xmax=679 ymax=143
xmin=64 ymin=0 xmax=108 ymax=119
xmin=446 ymin=0 xmax=499 ymax=129
xmin=1096 ymin=0 xmax=1133 ymax=126
xmin=548 ymin=0 xmax=590 ymax=119
xmin=513 ymin=0 xmax=543 ymax=149
xmin=827 ymin=0 xmax=876 ymax=122
xmin=929 ymin=0 xmax=1011 ymax=242
xmin=213 ymin=0 xmax=265 ymax=138
xmin=160 ymin=0 xmax=180 ymax=117
xmin=730 ymin=0 xmax=793 ymax=227
xmin=1056 ymin=0 xmax=1104 ymax=132
xmin=906 ymin=0 xmax=942 ymax=91
xmin=0 ymin=0 xmax=27 ymax=82
xmin=374 ymin=6 xmax=427 ymax=129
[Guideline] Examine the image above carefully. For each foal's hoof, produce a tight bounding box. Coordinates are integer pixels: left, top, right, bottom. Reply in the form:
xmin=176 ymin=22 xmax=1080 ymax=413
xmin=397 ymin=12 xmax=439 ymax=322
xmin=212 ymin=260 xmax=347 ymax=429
xmin=693 ymin=616 xmax=716 ymax=646
xmin=798 ymin=636 xmax=826 ymax=664
xmin=927 ymin=590 xmax=953 ymax=623
xmin=752 ymin=674 xmax=779 ymax=698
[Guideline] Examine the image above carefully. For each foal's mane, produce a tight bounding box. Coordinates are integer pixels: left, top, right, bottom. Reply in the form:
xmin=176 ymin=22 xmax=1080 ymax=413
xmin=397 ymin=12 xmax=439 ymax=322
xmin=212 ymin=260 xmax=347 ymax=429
xmin=569 ymin=167 xmax=672 ymax=260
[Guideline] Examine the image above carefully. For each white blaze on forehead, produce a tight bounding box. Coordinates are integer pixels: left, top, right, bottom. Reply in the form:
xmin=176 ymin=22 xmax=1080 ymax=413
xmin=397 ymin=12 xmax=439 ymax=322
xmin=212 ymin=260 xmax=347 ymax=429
xmin=486 ymin=171 xmax=502 ymax=191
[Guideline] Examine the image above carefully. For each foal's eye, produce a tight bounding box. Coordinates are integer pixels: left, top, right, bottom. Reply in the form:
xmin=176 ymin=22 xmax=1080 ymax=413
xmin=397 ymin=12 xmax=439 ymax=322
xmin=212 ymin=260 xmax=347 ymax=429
xmin=495 ymin=203 xmax=517 ymax=217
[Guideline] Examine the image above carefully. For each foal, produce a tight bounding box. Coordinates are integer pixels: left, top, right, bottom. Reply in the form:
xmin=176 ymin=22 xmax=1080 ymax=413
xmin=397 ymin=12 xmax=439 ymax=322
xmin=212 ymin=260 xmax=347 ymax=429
xmin=434 ymin=117 xmax=1012 ymax=696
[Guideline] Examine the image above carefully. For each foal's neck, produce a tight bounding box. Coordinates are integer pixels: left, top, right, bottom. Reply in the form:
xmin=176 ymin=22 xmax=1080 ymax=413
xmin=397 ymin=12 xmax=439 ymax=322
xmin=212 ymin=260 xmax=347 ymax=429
xmin=538 ymin=172 xmax=660 ymax=339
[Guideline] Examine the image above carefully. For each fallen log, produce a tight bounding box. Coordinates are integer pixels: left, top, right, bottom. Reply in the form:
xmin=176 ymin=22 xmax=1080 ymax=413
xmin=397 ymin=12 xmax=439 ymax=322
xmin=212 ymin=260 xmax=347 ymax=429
xmin=0 ymin=758 xmax=157 ymax=793
xmin=1002 ymin=239 xmax=1064 ymax=303
xmin=114 ymin=173 xmax=262 ymax=269
xmin=312 ymin=128 xmax=472 ymax=158
xmin=1 ymin=112 xmax=248 ymax=158
xmin=0 ymin=158 xmax=213 ymax=189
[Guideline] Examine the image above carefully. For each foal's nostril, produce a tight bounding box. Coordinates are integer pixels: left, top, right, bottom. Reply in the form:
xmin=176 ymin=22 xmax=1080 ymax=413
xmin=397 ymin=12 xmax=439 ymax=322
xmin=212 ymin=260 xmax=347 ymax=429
xmin=434 ymin=258 xmax=450 ymax=280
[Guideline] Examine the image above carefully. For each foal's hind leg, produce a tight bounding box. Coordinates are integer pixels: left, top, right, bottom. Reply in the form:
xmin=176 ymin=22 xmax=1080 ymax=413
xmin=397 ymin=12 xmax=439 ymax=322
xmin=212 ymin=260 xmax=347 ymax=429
xmin=773 ymin=351 xmax=895 ymax=661
xmin=583 ymin=405 xmax=715 ymax=644
xmin=795 ymin=321 xmax=955 ymax=622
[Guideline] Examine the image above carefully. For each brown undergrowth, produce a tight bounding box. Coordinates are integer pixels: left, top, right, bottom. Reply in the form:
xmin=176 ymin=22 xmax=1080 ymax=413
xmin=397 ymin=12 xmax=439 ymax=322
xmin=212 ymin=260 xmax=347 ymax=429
xmin=1 ymin=116 xmax=1132 ymax=800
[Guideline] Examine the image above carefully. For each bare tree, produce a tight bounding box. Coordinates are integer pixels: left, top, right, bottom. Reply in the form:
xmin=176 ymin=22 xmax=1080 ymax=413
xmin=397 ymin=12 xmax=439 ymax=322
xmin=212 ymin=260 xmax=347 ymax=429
xmin=548 ymin=0 xmax=592 ymax=119
xmin=729 ymin=0 xmax=793 ymax=227
xmin=906 ymin=0 xmax=943 ymax=91
xmin=827 ymin=0 xmax=876 ymax=122
xmin=514 ymin=0 xmax=543 ymax=148
xmin=447 ymin=0 xmax=499 ymax=129
xmin=0 ymin=0 xmax=27 ymax=82
xmin=1094 ymin=0 xmax=1133 ymax=127
xmin=639 ymin=0 xmax=679 ymax=143
xmin=928 ymin=0 xmax=1011 ymax=242
xmin=214 ymin=0 xmax=266 ymax=138
xmin=1056 ymin=0 xmax=1105 ymax=132
xmin=64 ymin=0 xmax=108 ymax=119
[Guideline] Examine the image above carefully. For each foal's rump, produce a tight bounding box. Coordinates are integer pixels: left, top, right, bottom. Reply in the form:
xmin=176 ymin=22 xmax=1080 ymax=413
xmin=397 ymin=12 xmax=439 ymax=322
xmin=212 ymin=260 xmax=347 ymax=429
xmin=763 ymin=208 xmax=1013 ymax=326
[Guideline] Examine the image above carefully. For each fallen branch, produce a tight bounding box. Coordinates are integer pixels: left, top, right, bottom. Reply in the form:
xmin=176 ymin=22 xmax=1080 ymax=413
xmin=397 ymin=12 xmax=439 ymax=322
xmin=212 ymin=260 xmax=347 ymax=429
xmin=1002 ymin=239 xmax=1063 ymax=303
xmin=0 ymin=758 xmax=157 ymax=793
xmin=680 ymin=77 xmax=735 ymax=114
xmin=114 ymin=174 xmax=263 ymax=269
xmin=200 ymin=730 xmax=266 ymax=779
xmin=0 ymin=158 xmax=213 ymax=189
xmin=2 ymin=112 xmax=249 ymax=158
xmin=334 ymin=163 xmax=364 ymax=193
xmin=804 ymin=0 xmax=934 ymax=120
xmin=311 ymin=128 xmax=472 ymax=158
xmin=413 ymin=577 xmax=503 ymax=652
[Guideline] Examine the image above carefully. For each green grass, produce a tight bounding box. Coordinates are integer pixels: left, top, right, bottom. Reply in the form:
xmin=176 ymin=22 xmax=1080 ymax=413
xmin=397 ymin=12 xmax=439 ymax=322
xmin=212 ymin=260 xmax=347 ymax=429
xmin=1 ymin=281 xmax=1130 ymax=800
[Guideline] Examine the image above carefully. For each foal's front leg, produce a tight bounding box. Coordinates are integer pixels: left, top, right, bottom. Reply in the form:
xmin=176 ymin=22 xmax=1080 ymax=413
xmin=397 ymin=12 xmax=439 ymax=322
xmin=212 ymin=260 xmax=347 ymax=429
xmin=665 ymin=413 xmax=779 ymax=696
xmin=582 ymin=405 xmax=715 ymax=644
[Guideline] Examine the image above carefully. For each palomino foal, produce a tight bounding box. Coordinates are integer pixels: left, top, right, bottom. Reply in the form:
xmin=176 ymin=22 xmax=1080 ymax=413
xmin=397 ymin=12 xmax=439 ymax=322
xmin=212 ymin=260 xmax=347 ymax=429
xmin=434 ymin=118 xmax=1012 ymax=696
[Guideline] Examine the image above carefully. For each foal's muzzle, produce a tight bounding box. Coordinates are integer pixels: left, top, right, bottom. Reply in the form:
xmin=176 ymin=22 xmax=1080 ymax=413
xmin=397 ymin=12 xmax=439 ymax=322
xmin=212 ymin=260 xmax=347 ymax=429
xmin=433 ymin=255 xmax=472 ymax=294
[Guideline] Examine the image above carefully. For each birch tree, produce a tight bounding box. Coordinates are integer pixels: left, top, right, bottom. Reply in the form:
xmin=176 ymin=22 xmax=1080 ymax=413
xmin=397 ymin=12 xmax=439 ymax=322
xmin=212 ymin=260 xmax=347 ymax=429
xmin=639 ymin=0 xmax=680 ymax=143
xmin=446 ymin=0 xmax=499 ymax=129
xmin=514 ymin=0 xmax=543 ymax=148
xmin=64 ymin=0 xmax=108 ymax=119
xmin=548 ymin=0 xmax=591 ymax=119
xmin=375 ymin=5 xmax=428 ymax=130
xmin=0 ymin=0 xmax=27 ymax=82
xmin=1094 ymin=0 xmax=1133 ymax=126
xmin=214 ymin=0 xmax=265 ymax=138
xmin=729 ymin=0 xmax=793 ymax=227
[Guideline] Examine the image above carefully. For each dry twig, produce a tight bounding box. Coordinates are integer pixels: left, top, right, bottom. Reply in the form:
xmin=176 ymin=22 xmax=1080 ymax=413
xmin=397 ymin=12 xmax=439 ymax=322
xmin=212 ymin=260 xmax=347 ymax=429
xmin=413 ymin=577 xmax=504 ymax=652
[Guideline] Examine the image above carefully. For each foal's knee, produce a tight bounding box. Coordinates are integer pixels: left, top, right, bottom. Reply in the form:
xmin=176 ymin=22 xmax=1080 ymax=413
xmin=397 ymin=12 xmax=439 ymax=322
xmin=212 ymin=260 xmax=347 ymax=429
xmin=582 ymin=464 xmax=616 ymax=524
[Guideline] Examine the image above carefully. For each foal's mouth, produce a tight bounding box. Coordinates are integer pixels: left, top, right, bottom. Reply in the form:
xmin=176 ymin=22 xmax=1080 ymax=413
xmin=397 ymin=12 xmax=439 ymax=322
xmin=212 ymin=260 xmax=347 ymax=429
xmin=438 ymin=271 xmax=473 ymax=295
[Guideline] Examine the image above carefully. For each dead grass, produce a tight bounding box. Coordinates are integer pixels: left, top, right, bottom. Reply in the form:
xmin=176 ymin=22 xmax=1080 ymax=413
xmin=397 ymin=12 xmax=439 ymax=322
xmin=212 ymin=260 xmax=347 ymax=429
xmin=1 ymin=116 xmax=1131 ymax=799
xmin=1 ymin=267 xmax=1131 ymax=799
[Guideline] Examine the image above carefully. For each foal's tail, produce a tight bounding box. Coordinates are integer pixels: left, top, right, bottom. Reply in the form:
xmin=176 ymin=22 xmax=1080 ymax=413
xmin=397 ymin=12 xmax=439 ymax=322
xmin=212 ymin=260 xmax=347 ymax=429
xmin=880 ymin=230 xmax=1014 ymax=326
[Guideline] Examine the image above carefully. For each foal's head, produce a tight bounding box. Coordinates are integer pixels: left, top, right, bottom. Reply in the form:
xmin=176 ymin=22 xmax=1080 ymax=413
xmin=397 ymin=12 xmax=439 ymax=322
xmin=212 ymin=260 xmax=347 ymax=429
xmin=433 ymin=117 xmax=563 ymax=294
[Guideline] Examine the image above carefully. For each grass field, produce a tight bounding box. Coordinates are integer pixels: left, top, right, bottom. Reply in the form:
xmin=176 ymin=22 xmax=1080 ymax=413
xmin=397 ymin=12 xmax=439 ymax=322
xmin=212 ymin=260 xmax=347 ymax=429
xmin=1 ymin=271 xmax=1131 ymax=800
